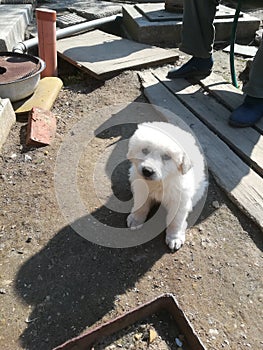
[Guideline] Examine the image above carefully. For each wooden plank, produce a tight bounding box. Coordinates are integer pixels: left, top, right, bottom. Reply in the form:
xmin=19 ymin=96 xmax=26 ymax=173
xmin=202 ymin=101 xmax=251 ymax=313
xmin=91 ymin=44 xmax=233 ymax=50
xmin=199 ymin=73 xmax=263 ymax=133
xmin=139 ymin=70 xmax=263 ymax=229
xmin=57 ymin=29 xmax=179 ymax=79
xmin=199 ymin=72 xmax=243 ymax=108
xmin=152 ymin=68 xmax=263 ymax=177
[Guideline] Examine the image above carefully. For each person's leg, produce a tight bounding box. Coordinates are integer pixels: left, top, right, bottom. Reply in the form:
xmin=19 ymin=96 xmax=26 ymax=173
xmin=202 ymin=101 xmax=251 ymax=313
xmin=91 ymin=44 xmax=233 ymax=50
xmin=243 ymin=37 xmax=263 ymax=98
xmin=167 ymin=0 xmax=219 ymax=78
xmin=180 ymin=0 xmax=219 ymax=58
xmin=229 ymin=35 xmax=263 ymax=127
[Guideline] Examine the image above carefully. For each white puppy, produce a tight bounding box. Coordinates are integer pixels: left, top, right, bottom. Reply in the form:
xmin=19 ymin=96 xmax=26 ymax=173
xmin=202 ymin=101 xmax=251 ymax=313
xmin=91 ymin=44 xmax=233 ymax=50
xmin=127 ymin=121 xmax=207 ymax=250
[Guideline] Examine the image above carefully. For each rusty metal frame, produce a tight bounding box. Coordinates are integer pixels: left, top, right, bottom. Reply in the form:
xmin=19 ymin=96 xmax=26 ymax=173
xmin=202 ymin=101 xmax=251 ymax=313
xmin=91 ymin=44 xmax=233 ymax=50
xmin=54 ymin=293 xmax=206 ymax=350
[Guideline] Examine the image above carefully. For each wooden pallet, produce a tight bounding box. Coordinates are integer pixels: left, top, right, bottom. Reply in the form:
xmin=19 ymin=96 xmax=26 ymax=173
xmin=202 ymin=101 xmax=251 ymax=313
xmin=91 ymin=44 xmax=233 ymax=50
xmin=139 ymin=68 xmax=263 ymax=229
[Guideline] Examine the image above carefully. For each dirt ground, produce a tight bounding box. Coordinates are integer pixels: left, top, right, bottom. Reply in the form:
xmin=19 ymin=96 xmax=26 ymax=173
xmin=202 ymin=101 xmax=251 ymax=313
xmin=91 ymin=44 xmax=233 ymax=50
xmin=0 ymin=43 xmax=263 ymax=350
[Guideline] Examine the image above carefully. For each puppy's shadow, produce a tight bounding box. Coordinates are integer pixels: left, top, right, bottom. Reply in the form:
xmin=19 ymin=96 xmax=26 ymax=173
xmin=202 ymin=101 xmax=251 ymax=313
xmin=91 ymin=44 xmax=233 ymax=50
xmin=92 ymin=123 xmax=135 ymax=227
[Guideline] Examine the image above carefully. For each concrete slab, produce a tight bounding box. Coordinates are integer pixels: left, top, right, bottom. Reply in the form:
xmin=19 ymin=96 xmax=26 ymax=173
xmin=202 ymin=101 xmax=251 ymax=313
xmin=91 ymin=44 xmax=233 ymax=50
xmin=123 ymin=3 xmax=261 ymax=47
xmin=68 ymin=0 xmax=122 ymax=21
xmin=57 ymin=29 xmax=179 ymax=79
xmin=0 ymin=4 xmax=33 ymax=51
xmin=137 ymin=3 xmax=242 ymax=22
xmin=0 ymin=98 xmax=16 ymax=152
xmin=37 ymin=0 xmax=79 ymax=12
xmin=0 ymin=1 xmax=34 ymax=3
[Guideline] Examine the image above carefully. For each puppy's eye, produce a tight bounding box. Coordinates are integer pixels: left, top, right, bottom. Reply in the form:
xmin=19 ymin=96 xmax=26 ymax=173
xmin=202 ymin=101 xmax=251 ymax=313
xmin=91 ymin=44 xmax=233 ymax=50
xmin=142 ymin=148 xmax=149 ymax=155
xmin=162 ymin=154 xmax=171 ymax=161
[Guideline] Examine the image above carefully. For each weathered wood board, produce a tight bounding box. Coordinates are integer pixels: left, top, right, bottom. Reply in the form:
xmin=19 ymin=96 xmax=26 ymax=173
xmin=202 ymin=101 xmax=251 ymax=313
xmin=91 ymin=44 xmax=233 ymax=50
xmin=152 ymin=68 xmax=263 ymax=177
xmin=199 ymin=73 xmax=263 ymax=133
xmin=57 ymin=29 xmax=179 ymax=79
xmin=139 ymin=69 xmax=263 ymax=229
xmin=223 ymin=44 xmax=258 ymax=57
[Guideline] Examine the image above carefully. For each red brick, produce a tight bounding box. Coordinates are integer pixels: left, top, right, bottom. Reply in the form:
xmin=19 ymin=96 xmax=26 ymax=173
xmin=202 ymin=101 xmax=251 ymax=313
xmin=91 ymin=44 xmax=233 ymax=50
xmin=26 ymin=107 xmax=56 ymax=146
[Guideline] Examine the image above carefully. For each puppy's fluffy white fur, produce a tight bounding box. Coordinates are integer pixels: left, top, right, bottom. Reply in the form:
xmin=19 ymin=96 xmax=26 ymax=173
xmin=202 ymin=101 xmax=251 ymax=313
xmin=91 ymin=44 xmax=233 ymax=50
xmin=127 ymin=121 xmax=207 ymax=250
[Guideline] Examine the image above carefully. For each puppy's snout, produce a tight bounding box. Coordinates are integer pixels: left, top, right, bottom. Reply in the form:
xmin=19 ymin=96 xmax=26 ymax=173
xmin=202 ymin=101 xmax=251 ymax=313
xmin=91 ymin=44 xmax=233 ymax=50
xmin=142 ymin=166 xmax=155 ymax=178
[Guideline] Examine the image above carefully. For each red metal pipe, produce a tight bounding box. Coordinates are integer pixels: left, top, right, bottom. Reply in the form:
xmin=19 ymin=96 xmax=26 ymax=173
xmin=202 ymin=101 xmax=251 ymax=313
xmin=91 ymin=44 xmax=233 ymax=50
xmin=36 ymin=8 xmax=57 ymax=77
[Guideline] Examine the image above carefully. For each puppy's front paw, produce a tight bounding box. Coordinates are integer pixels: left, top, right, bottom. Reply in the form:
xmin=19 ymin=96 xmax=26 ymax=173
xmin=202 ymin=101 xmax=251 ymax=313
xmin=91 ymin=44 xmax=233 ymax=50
xmin=165 ymin=233 xmax=185 ymax=251
xmin=127 ymin=213 xmax=145 ymax=230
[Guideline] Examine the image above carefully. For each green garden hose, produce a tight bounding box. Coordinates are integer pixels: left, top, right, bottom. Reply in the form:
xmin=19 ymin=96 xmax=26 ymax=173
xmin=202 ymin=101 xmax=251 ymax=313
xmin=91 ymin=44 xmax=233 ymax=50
xmin=230 ymin=0 xmax=243 ymax=87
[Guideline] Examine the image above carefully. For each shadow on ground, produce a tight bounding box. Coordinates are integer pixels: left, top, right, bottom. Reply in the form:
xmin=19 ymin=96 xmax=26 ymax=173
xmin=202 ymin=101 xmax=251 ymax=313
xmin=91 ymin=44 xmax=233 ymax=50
xmin=15 ymin=224 xmax=169 ymax=349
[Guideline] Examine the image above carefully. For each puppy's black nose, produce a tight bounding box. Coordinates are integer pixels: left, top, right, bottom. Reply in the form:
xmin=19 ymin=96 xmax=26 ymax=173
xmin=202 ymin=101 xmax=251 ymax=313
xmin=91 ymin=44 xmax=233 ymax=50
xmin=142 ymin=166 xmax=155 ymax=178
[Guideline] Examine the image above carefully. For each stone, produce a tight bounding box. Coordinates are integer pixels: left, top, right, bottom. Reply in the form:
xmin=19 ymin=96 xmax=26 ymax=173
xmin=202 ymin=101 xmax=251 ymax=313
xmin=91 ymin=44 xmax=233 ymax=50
xmin=15 ymin=77 xmax=63 ymax=116
xmin=0 ymin=5 xmax=33 ymax=51
xmin=122 ymin=4 xmax=260 ymax=46
xmin=68 ymin=0 xmax=122 ymax=21
xmin=0 ymin=98 xmax=16 ymax=151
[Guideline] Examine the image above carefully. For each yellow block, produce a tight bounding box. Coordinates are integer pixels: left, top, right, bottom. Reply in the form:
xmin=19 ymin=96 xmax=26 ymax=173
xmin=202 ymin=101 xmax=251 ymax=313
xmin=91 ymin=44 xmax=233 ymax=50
xmin=15 ymin=77 xmax=63 ymax=115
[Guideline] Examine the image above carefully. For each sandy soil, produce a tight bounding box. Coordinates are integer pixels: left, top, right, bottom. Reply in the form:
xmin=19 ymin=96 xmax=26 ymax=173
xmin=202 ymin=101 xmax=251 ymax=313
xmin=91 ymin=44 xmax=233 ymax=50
xmin=0 ymin=46 xmax=262 ymax=350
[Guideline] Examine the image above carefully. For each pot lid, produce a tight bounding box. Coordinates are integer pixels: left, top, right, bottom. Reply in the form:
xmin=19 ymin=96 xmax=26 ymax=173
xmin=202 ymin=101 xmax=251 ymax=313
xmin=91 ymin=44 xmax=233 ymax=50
xmin=0 ymin=52 xmax=42 ymax=84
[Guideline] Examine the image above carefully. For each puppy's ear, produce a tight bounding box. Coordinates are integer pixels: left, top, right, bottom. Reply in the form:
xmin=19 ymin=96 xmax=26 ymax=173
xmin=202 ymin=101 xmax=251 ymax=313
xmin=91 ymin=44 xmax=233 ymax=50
xmin=178 ymin=153 xmax=192 ymax=174
xmin=127 ymin=133 xmax=140 ymax=160
xmin=127 ymin=143 xmax=136 ymax=160
xmin=127 ymin=148 xmax=132 ymax=160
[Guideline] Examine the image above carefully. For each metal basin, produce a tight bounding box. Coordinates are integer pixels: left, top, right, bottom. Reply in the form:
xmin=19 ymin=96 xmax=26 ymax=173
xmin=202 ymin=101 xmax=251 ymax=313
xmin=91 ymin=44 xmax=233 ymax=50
xmin=0 ymin=52 xmax=45 ymax=102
